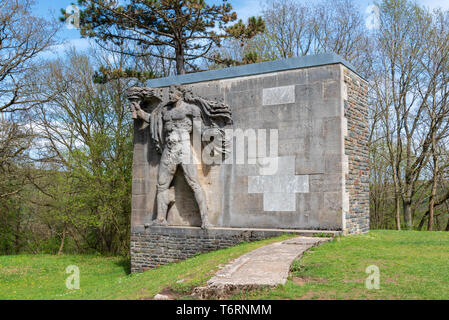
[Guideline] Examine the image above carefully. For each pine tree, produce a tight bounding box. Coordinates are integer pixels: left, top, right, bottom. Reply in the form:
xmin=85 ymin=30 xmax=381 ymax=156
xmin=63 ymin=0 xmax=265 ymax=75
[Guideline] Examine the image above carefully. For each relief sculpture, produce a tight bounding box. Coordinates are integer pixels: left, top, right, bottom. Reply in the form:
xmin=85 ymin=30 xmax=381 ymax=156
xmin=127 ymin=85 xmax=232 ymax=229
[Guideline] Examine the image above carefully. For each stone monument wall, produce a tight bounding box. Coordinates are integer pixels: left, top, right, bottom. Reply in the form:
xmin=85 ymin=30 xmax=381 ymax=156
xmin=129 ymin=54 xmax=369 ymax=272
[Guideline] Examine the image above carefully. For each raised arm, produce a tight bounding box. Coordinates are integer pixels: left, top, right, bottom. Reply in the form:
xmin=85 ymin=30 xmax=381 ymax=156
xmin=127 ymin=86 xmax=161 ymax=124
xmin=134 ymin=102 xmax=151 ymax=123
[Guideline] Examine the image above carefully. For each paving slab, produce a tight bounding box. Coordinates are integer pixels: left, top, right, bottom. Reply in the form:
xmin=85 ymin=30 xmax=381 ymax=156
xmin=192 ymin=236 xmax=332 ymax=299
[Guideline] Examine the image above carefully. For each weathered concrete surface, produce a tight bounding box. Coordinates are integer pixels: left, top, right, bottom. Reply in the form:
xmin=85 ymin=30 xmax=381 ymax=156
xmin=192 ymin=236 xmax=331 ymax=299
xmin=131 ymin=55 xmax=369 ymax=233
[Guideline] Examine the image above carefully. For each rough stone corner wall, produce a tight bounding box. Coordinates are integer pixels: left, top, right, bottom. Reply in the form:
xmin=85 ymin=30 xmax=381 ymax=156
xmin=342 ymin=66 xmax=370 ymax=234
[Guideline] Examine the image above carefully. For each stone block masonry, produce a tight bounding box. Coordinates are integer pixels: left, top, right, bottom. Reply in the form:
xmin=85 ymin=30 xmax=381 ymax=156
xmin=343 ymin=68 xmax=370 ymax=234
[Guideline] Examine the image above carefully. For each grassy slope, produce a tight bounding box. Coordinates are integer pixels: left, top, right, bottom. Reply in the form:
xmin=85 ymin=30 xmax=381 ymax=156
xmin=0 ymin=234 xmax=295 ymax=300
xmin=1 ymin=230 xmax=449 ymax=300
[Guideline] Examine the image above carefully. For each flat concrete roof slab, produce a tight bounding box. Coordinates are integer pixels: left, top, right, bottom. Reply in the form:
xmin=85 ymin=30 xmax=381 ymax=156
xmin=145 ymin=53 xmax=363 ymax=88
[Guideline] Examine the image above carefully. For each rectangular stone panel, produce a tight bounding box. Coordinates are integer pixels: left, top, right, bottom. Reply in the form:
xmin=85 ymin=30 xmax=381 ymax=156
xmin=263 ymin=192 xmax=296 ymax=211
xmin=263 ymin=85 xmax=295 ymax=106
xmin=248 ymin=175 xmax=309 ymax=194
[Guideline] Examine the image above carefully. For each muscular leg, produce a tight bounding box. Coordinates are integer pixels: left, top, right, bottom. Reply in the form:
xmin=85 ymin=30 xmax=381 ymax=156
xmin=181 ymin=163 xmax=210 ymax=229
xmin=155 ymin=150 xmax=177 ymax=226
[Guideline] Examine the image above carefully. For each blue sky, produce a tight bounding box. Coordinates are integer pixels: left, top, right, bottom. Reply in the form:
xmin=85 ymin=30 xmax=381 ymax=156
xmin=33 ymin=0 xmax=449 ymax=56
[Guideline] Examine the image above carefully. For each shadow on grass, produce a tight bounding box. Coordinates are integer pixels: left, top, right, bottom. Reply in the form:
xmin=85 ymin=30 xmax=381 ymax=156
xmin=115 ymin=257 xmax=131 ymax=275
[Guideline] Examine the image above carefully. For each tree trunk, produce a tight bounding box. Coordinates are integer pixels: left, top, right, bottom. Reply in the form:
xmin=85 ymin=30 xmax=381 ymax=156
xmin=428 ymin=186 xmax=437 ymax=231
xmin=69 ymin=228 xmax=82 ymax=252
xmin=445 ymin=202 xmax=449 ymax=231
xmin=58 ymin=226 xmax=66 ymax=256
xmin=418 ymin=212 xmax=427 ymax=231
xmin=403 ymin=196 xmax=413 ymax=230
xmin=175 ymin=41 xmax=186 ymax=75
xmin=428 ymin=135 xmax=438 ymax=231
xmin=436 ymin=214 xmax=441 ymax=230
xmin=395 ymin=195 xmax=401 ymax=230
xmin=15 ymin=207 xmax=21 ymax=254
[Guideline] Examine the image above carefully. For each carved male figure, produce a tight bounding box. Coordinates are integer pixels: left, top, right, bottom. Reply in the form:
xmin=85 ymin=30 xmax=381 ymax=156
xmin=129 ymin=85 xmax=232 ymax=229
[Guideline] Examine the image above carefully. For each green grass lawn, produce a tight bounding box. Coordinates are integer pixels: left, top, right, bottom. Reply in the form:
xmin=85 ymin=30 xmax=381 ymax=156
xmin=236 ymin=230 xmax=449 ymax=300
xmin=0 ymin=234 xmax=295 ymax=300
xmin=1 ymin=230 xmax=449 ymax=300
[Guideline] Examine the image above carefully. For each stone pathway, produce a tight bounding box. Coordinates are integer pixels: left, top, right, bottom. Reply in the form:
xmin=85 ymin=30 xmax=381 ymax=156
xmin=192 ymin=236 xmax=332 ymax=299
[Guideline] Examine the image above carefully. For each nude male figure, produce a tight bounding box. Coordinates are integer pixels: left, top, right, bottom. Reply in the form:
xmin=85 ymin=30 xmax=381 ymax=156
xmin=134 ymin=85 xmax=211 ymax=229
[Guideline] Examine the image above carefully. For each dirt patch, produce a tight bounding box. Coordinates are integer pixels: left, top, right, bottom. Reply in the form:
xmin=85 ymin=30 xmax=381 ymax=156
xmin=297 ymin=291 xmax=331 ymax=300
xmin=139 ymin=287 xmax=187 ymax=300
xmin=1 ymin=268 xmax=22 ymax=274
xmin=192 ymin=284 xmax=267 ymax=300
xmin=297 ymin=289 xmax=339 ymax=300
xmin=1 ymin=267 xmax=30 ymax=275
xmin=291 ymin=276 xmax=328 ymax=286
xmin=136 ymin=288 xmax=151 ymax=300
xmin=158 ymin=287 xmax=184 ymax=299
xmin=342 ymin=278 xmax=363 ymax=283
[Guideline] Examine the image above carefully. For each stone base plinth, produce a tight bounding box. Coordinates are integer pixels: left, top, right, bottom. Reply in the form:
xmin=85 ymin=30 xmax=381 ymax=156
xmin=130 ymin=226 xmax=340 ymax=273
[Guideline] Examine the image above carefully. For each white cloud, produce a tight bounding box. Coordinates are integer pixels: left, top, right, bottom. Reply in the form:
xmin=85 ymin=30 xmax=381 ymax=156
xmin=39 ymin=38 xmax=93 ymax=60
xmin=50 ymin=38 xmax=92 ymax=54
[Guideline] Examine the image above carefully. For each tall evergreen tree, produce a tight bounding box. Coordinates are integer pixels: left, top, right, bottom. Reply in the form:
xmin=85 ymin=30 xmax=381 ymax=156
xmin=64 ymin=0 xmax=264 ymax=75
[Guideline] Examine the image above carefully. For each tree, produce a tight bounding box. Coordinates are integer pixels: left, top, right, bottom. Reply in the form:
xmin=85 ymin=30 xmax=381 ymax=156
xmin=0 ymin=0 xmax=60 ymax=253
xmin=245 ymin=0 xmax=372 ymax=77
xmin=0 ymin=0 xmax=59 ymax=113
xmin=0 ymin=120 xmax=35 ymax=253
xmin=0 ymin=0 xmax=59 ymax=197
xmin=67 ymin=0 xmax=264 ymax=75
xmin=369 ymin=140 xmax=396 ymax=229
xmin=371 ymin=0 xmax=449 ymax=229
xmin=427 ymin=144 xmax=447 ymax=231
xmin=33 ymin=49 xmax=134 ymax=254
xmin=255 ymin=0 xmax=314 ymax=59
